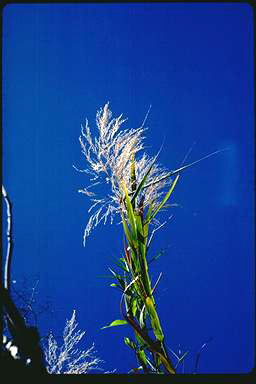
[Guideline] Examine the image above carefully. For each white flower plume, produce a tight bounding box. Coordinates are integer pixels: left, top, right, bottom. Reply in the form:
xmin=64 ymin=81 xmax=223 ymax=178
xmin=75 ymin=103 xmax=173 ymax=244
xmin=44 ymin=310 xmax=103 ymax=374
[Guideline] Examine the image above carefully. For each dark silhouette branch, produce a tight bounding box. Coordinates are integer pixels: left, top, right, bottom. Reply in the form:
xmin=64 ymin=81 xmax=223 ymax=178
xmin=2 ymin=185 xmax=13 ymax=291
xmin=1 ymin=287 xmax=47 ymax=373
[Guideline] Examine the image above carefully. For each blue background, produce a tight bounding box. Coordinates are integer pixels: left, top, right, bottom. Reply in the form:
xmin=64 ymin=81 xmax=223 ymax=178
xmin=2 ymin=3 xmax=254 ymax=374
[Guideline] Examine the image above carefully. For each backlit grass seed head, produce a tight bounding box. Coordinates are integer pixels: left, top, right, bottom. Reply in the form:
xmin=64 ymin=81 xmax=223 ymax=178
xmin=75 ymin=103 xmax=173 ymax=244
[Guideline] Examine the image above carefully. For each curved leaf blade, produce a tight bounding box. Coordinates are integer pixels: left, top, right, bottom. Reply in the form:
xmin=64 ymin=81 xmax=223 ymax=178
xmin=150 ymin=174 xmax=179 ymax=222
xmin=101 ymin=319 xmax=128 ymax=329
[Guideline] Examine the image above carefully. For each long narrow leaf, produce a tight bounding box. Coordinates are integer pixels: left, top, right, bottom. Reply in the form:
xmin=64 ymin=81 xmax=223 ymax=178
xmin=145 ymin=296 xmax=164 ymax=342
xmin=109 ymin=268 xmax=126 ymax=290
xmin=101 ymin=319 xmax=128 ymax=329
xmin=150 ymin=174 xmax=179 ymax=222
xmin=143 ymin=204 xmax=153 ymax=242
xmin=120 ymin=211 xmax=137 ymax=254
xmin=122 ymin=180 xmax=137 ymax=241
xmin=142 ymin=148 xmax=227 ymax=191
xmin=130 ymin=152 xmax=137 ymax=209
xmin=124 ymin=337 xmax=136 ymax=350
xmin=130 ymin=147 xmax=163 ymax=205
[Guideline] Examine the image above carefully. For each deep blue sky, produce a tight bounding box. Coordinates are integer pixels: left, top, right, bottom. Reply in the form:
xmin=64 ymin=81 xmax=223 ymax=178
xmin=2 ymin=3 xmax=254 ymax=374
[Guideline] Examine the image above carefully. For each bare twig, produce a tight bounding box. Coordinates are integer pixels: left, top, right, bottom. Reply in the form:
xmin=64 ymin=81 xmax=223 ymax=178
xmin=147 ymin=215 xmax=173 ymax=249
xmin=151 ymin=272 xmax=163 ymax=294
xmin=193 ymin=337 xmax=213 ymax=374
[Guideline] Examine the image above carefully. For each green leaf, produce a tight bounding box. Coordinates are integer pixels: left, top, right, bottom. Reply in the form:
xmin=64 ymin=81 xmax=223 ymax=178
xmin=135 ymin=331 xmax=146 ymax=348
xmin=143 ymin=204 xmax=153 ymax=242
xmin=121 ymin=211 xmax=137 ymax=254
xmin=131 ymin=298 xmax=137 ymax=317
xmin=115 ymin=259 xmax=129 ymax=273
xmin=101 ymin=319 xmax=128 ymax=329
xmin=135 ymin=213 xmax=146 ymax=264
xmin=130 ymin=164 xmax=153 ymax=207
xmin=130 ymin=152 xmax=137 ymax=209
xmin=108 ymin=268 xmax=126 ymax=290
xmin=136 ymin=349 xmax=148 ymax=368
xmin=122 ymin=180 xmax=137 ymax=241
xmin=139 ymin=305 xmax=146 ymax=329
xmin=120 ymin=212 xmax=140 ymax=273
xmin=130 ymin=149 xmax=162 ymax=206
xmin=142 ymin=148 xmax=228 ymax=191
xmin=150 ymin=174 xmax=179 ymax=222
xmin=145 ymin=296 xmax=164 ymax=342
xmin=135 ymin=214 xmax=145 ymax=244
xmin=134 ymin=211 xmax=152 ymax=297
xmin=124 ymin=337 xmax=136 ymax=350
